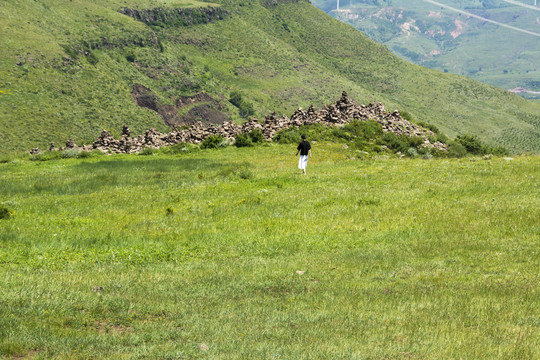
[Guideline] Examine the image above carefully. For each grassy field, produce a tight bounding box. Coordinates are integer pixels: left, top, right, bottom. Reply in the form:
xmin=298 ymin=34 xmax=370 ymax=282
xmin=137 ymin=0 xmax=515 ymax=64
xmin=1 ymin=144 xmax=538 ymax=359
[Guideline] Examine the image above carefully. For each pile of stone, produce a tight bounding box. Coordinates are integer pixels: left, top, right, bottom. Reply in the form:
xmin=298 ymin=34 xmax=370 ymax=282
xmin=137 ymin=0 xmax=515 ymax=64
xmin=38 ymin=92 xmax=447 ymax=154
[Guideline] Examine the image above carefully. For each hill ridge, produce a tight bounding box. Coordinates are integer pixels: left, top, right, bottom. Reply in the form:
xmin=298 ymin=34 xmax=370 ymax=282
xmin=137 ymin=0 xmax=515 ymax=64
xmin=1 ymin=0 xmax=539 ymax=154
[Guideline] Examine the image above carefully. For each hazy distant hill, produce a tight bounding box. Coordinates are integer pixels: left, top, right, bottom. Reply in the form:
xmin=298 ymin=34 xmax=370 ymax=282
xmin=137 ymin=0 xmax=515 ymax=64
xmin=0 ymin=0 xmax=539 ymax=154
xmin=313 ymin=0 xmax=540 ymax=99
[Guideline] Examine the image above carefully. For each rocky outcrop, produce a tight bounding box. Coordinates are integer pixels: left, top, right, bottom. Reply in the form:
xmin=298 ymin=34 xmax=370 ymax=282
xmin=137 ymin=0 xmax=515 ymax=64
xmin=119 ymin=7 xmax=229 ymax=27
xmin=41 ymin=92 xmax=447 ymax=154
xmin=259 ymin=0 xmax=310 ymax=8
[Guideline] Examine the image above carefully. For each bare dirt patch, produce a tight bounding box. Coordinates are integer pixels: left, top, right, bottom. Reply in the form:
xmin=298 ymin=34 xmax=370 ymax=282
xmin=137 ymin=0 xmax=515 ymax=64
xmin=131 ymin=84 xmax=228 ymax=127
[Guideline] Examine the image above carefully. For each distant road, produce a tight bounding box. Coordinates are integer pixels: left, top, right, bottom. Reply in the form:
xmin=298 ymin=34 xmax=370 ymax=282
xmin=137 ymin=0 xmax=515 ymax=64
xmin=502 ymin=0 xmax=540 ymax=11
xmin=420 ymin=0 xmax=540 ymax=37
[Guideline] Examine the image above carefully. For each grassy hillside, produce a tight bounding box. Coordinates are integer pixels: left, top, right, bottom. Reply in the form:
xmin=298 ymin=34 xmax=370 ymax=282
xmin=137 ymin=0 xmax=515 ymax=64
xmin=1 ymin=0 xmax=540 ymax=154
xmin=314 ymin=0 xmax=540 ymax=99
xmin=1 ymin=145 xmax=539 ymax=358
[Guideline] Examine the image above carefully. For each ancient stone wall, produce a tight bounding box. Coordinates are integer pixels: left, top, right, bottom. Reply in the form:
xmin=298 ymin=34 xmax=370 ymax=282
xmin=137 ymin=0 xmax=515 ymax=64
xmin=36 ymin=92 xmax=447 ymax=154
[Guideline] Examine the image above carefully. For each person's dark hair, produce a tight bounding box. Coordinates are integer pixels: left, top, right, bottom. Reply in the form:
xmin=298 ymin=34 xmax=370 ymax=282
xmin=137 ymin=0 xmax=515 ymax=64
xmin=301 ymin=134 xmax=306 ymax=139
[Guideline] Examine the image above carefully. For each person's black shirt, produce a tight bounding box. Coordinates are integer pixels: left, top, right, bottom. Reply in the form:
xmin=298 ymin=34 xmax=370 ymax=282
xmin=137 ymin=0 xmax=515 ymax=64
xmin=297 ymin=140 xmax=311 ymax=156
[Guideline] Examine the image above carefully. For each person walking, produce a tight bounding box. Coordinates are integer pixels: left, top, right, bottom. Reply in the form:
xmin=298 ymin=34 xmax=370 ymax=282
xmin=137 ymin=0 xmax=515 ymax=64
xmin=296 ymin=134 xmax=312 ymax=174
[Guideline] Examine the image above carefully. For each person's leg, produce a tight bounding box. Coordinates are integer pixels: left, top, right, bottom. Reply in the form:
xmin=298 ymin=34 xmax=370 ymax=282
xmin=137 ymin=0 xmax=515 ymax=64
xmin=298 ymin=155 xmax=307 ymax=174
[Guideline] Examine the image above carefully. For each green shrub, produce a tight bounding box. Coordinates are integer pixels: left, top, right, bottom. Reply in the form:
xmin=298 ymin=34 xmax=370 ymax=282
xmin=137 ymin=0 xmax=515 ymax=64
xmin=489 ymin=146 xmax=510 ymax=156
xmin=436 ymin=133 xmax=449 ymax=144
xmin=0 ymin=205 xmax=11 ymax=219
xmin=351 ymin=120 xmax=384 ymax=140
xmin=353 ymin=139 xmax=382 ymax=153
xmin=234 ymin=133 xmax=253 ymax=147
xmin=380 ymin=132 xmax=408 ymax=153
xmin=454 ymin=134 xmax=509 ymax=156
xmin=237 ymin=167 xmax=254 ymax=179
xmin=61 ymin=149 xmax=80 ymax=158
xmin=86 ymin=52 xmax=99 ymax=65
xmin=77 ymin=151 xmax=92 ymax=158
xmin=417 ymin=121 xmax=440 ymax=134
xmin=229 ymin=91 xmax=255 ymax=118
xmin=448 ymin=142 xmax=467 ymax=158
xmin=273 ymin=127 xmax=301 ymax=144
xmin=139 ymin=147 xmax=156 ymax=156
xmin=91 ymin=149 xmax=105 ymax=157
xmin=126 ymin=51 xmax=136 ymax=63
xmin=201 ymin=135 xmax=227 ymax=149
xmin=400 ymin=111 xmax=414 ymax=122
xmin=405 ymin=136 xmax=425 ymax=148
xmin=238 ymin=101 xmax=254 ymax=118
xmin=407 ymin=147 xmax=418 ymax=158
xmin=249 ymin=128 xmax=264 ymax=143
xmin=455 ymin=134 xmax=484 ymax=155
xmin=229 ymin=91 xmax=243 ymax=107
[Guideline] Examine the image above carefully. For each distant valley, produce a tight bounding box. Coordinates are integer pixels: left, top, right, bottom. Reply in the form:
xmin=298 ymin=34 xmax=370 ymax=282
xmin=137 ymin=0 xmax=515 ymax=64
xmin=313 ymin=0 xmax=540 ymax=100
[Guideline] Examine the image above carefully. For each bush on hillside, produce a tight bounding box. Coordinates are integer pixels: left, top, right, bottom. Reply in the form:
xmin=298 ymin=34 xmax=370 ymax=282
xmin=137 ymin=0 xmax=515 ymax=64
xmin=249 ymin=129 xmax=264 ymax=143
xmin=455 ymin=134 xmax=509 ymax=156
xmin=436 ymin=133 xmax=449 ymax=144
xmin=201 ymin=135 xmax=228 ymax=149
xmin=333 ymin=120 xmax=384 ymax=141
xmin=455 ymin=134 xmax=484 ymax=155
xmin=234 ymin=133 xmax=253 ymax=147
xmin=125 ymin=51 xmax=136 ymax=63
xmin=158 ymin=143 xmax=200 ymax=155
xmin=417 ymin=121 xmax=440 ymax=134
xmin=229 ymin=91 xmax=255 ymax=119
xmin=400 ymin=111 xmax=414 ymax=122
xmin=77 ymin=150 xmax=92 ymax=158
xmin=61 ymin=149 xmax=80 ymax=158
xmin=86 ymin=52 xmax=99 ymax=66
xmin=139 ymin=147 xmax=157 ymax=156
xmin=379 ymin=132 xmax=409 ymax=153
xmin=273 ymin=127 xmax=302 ymax=144
xmin=447 ymin=142 xmax=467 ymax=158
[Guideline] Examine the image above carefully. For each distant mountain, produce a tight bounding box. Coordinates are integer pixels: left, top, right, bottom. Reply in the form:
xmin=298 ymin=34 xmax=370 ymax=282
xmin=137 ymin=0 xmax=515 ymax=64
xmin=313 ymin=0 xmax=540 ymax=100
xmin=0 ymin=0 xmax=539 ymax=154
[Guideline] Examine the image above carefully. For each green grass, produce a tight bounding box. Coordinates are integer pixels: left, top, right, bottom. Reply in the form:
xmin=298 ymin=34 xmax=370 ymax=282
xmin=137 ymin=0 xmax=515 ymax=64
xmin=1 ymin=0 xmax=540 ymax=155
xmin=1 ymin=144 xmax=538 ymax=359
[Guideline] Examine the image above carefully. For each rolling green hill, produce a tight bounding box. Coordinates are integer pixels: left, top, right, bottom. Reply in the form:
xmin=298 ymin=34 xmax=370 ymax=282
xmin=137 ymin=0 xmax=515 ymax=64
xmin=1 ymin=0 xmax=539 ymax=154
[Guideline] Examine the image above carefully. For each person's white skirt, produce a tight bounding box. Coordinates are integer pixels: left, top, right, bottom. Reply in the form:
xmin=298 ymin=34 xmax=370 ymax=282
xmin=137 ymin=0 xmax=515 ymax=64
xmin=298 ymin=155 xmax=308 ymax=170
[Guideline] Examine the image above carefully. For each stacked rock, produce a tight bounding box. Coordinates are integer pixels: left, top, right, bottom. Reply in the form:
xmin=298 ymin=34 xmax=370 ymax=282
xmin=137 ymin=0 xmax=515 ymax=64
xmin=39 ymin=91 xmax=447 ymax=154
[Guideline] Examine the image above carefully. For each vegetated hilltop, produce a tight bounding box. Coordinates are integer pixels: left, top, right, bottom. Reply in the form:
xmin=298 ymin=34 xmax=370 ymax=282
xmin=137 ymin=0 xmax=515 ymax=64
xmin=313 ymin=0 xmax=540 ymax=99
xmin=1 ymin=0 xmax=539 ymax=155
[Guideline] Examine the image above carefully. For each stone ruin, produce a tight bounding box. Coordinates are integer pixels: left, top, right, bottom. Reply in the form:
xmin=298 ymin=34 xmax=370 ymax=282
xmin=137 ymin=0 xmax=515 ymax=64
xmin=35 ymin=92 xmax=448 ymax=154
